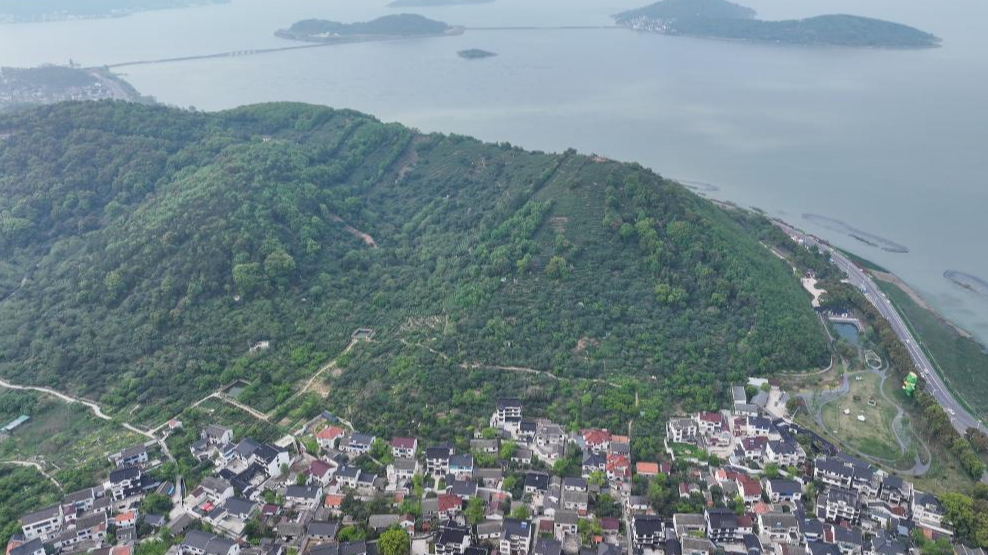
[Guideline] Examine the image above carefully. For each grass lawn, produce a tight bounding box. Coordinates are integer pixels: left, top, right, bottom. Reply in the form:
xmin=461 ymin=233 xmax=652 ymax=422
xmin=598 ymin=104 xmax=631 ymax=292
xmin=875 ymin=277 xmax=988 ymax=423
xmin=879 ymin=370 xmax=977 ymax=494
xmin=821 ymin=372 xmax=901 ymax=462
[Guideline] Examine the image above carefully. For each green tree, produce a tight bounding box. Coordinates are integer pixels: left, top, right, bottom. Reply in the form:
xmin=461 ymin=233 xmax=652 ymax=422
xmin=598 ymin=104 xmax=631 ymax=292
xmin=545 ymin=256 xmax=568 ymax=280
xmin=264 ymin=249 xmax=296 ymax=288
xmin=140 ymin=493 xmax=173 ymax=516
xmin=379 ymin=528 xmax=410 ymax=555
xmin=465 ymin=497 xmax=486 ymax=526
xmin=510 ymin=505 xmax=530 ymax=520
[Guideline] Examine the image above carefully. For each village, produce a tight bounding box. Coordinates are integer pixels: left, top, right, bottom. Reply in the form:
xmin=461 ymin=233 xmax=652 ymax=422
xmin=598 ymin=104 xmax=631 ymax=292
xmin=6 ymin=382 xmax=982 ymax=555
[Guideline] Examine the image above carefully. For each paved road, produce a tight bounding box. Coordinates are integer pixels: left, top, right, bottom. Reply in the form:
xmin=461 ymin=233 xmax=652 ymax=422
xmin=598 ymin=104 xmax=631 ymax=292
xmin=776 ymin=221 xmax=984 ymax=434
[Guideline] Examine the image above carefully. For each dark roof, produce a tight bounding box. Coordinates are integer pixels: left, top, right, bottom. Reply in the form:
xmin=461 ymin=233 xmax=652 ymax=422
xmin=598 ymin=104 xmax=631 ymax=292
xmin=768 ymin=479 xmax=802 ymax=495
xmin=633 ymin=515 xmax=663 ymax=536
xmin=534 ymin=539 xmax=562 ymax=555
xmin=807 ymin=543 xmax=841 ymax=555
xmin=109 ymin=466 xmax=141 ymax=483
xmin=520 ymin=420 xmax=538 ymax=432
xmin=307 ymin=521 xmax=340 ymax=538
xmin=350 ymin=433 xmax=374 ymax=445
xmin=426 ymin=446 xmax=453 ymax=460
xmin=286 ymin=485 xmax=321 ymax=499
xmin=503 ymin=518 xmax=532 ymax=538
xmin=10 ymin=539 xmax=44 ymax=555
xmin=562 ymin=477 xmax=587 ymax=489
xmin=706 ymin=509 xmax=752 ymax=531
xmin=63 ymin=487 xmax=97 ymax=504
xmin=437 ymin=526 xmax=469 ymax=546
xmin=449 ymin=480 xmax=478 ymax=497
xmin=525 ymin=472 xmax=550 ymax=491
xmin=582 ymin=452 xmax=606 ymax=466
xmin=497 ymin=398 xmax=522 ymax=410
xmin=224 ymin=497 xmax=256 ymax=516
xmin=21 ymin=505 xmax=61 ymax=525
xmin=450 ymin=454 xmax=474 ymax=468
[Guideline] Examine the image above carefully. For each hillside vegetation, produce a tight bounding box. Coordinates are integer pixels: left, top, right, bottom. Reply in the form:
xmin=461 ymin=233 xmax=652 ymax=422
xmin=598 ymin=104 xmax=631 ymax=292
xmin=0 ymin=102 xmax=827 ymax=435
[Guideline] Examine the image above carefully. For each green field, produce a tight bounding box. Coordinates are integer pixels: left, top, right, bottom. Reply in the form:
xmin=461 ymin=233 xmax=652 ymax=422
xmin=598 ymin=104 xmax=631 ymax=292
xmin=0 ymin=389 xmax=145 ymax=492
xmin=821 ymin=372 xmax=903 ymax=462
xmin=875 ymin=277 xmax=988 ymax=423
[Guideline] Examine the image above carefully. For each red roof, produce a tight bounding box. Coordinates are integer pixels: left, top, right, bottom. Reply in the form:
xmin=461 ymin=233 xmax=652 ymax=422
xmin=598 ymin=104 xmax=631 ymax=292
xmin=611 ymin=435 xmax=629 ymax=444
xmin=539 ymin=519 xmax=554 ymax=532
xmin=317 ymin=426 xmax=345 ymax=440
xmin=739 ymin=478 xmax=762 ymax=497
xmin=310 ymin=459 xmax=333 ymax=477
xmin=659 ymin=462 xmax=672 ymax=474
xmin=111 ymin=546 xmax=132 ymax=555
xmin=325 ymin=494 xmax=345 ymax=508
xmin=582 ymin=429 xmax=612 ymax=446
xmin=115 ymin=511 xmax=135 ymax=523
xmin=392 ymin=437 xmax=417 ymax=449
xmin=636 ymin=462 xmax=660 ymax=475
xmin=699 ymin=411 xmax=725 ymax=424
xmin=606 ymin=453 xmax=630 ymax=475
xmin=600 ymin=517 xmax=620 ymax=531
xmin=262 ymin=504 xmax=279 ymax=516
xmin=437 ymin=494 xmax=462 ymax=513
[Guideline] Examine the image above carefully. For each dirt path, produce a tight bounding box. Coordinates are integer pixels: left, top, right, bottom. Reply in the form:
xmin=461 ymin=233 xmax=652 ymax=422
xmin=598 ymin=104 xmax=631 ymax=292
xmin=330 ymin=214 xmax=378 ymax=248
xmin=0 ymin=460 xmax=63 ymax=491
xmin=278 ymin=337 xmax=364 ymax=412
xmin=0 ymin=377 xmax=113 ymax=421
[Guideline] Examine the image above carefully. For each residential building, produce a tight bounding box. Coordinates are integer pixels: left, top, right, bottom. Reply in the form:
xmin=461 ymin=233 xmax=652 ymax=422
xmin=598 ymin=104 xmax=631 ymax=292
xmin=500 ymin=519 xmax=533 ymax=555
xmin=391 ymin=437 xmax=417 ymax=459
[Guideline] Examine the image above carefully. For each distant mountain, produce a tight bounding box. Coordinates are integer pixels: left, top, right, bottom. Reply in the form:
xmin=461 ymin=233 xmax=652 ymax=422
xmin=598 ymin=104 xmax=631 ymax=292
xmin=387 ymin=0 xmax=493 ymax=7
xmin=277 ymin=14 xmax=455 ymax=42
xmin=615 ymin=0 xmax=940 ymax=48
xmin=0 ymin=0 xmax=228 ymax=24
xmin=615 ymin=0 xmax=755 ymax=23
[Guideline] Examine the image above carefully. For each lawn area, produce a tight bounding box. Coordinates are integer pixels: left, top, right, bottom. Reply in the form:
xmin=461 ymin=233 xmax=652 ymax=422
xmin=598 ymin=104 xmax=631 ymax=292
xmin=821 ymin=372 xmax=901 ymax=462
xmin=875 ymin=276 xmax=988 ymax=423
xmin=880 ymin=371 xmax=977 ymax=495
xmin=0 ymin=389 xmax=145 ymax=492
xmin=668 ymin=442 xmax=705 ymax=461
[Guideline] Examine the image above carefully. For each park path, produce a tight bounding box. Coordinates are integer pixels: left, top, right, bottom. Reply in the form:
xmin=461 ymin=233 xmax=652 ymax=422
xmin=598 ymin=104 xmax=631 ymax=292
xmin=801 ymin=368 xmax=931 ymax=476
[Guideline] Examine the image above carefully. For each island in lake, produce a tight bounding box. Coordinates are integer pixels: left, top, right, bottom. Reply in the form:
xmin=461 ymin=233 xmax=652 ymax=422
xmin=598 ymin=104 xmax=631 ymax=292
xmin=0 ymin=0 xmax=228 ymax=24
xmin=614 ymin=0 xmax=940 ymax=48
xmin=458 ymin=49 xmax=497 ymax=59
xmin=276 ymin=14 xmax=463 ymax=43
xmin=388 ymin=0 xmax=493 ymax=7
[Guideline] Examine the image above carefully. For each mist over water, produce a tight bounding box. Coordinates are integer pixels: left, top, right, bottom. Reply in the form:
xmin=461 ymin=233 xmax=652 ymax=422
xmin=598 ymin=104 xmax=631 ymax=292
xmin=3 ymin=0 xmax=987 ymax=344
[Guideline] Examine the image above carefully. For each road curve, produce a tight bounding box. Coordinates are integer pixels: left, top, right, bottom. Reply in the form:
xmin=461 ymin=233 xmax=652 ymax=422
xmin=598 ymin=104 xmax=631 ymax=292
xmin=775 ymin=221 xmax=984 ymax=434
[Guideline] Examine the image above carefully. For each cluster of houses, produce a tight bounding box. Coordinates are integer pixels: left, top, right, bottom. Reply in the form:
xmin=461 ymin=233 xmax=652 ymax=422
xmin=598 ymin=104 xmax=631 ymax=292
xmin=7 ymin=387 xmax=981 ymax=555
xmin=642 ymin=385 xmax=966 ymax=555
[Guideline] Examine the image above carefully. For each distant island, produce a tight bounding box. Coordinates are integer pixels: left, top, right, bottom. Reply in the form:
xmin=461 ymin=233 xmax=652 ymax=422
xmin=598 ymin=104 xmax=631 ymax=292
xmin=0 ymin=66 xmax=146 ymax=112
xmin=614 ymin=0 xmax=940 ymax=48
xmin=458 ymin=48 xmax=497 ymax=59
xmin=276 ymin=14 xmax=462 ymax=43
xmin=0 ymin=0 xmax=228 ymax=24
xmin=387 ymin=0 xmax=493 ymax=7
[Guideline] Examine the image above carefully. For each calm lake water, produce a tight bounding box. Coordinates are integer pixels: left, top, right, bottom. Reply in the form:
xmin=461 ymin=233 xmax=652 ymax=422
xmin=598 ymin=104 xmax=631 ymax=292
xmin=2 ymin=0 xmax=987 ymax=344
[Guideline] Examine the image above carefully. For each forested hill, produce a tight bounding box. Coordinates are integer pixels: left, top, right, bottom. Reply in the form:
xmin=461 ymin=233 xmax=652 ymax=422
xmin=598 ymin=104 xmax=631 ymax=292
xmin=0 ymin=102 xmax=828 ymax=431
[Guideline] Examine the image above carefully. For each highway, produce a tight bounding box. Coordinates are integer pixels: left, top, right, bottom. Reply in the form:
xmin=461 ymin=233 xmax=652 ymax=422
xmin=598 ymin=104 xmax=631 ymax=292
xmin=774 ymin=221 xmax=985 ymax=435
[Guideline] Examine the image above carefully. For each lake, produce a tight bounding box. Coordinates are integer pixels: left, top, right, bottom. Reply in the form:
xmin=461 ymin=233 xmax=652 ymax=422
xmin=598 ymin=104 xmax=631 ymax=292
xmin=2 ymin=0 xmax=987 ymax=345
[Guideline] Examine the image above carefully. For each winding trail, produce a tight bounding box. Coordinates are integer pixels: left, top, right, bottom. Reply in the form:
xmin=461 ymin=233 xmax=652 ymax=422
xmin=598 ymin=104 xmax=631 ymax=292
xmin=0 ymin=377 xmax=113 ymax=420
xmin=800 ymin=369 xmax=931 ymax=476
xmin=0 ymin=460 xmax=63 ymax=491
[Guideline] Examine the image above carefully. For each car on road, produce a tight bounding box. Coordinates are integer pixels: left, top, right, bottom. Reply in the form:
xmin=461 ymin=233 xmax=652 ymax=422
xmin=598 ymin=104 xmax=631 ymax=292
xmin=948 ymin=408 xmax=956 ymax=416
